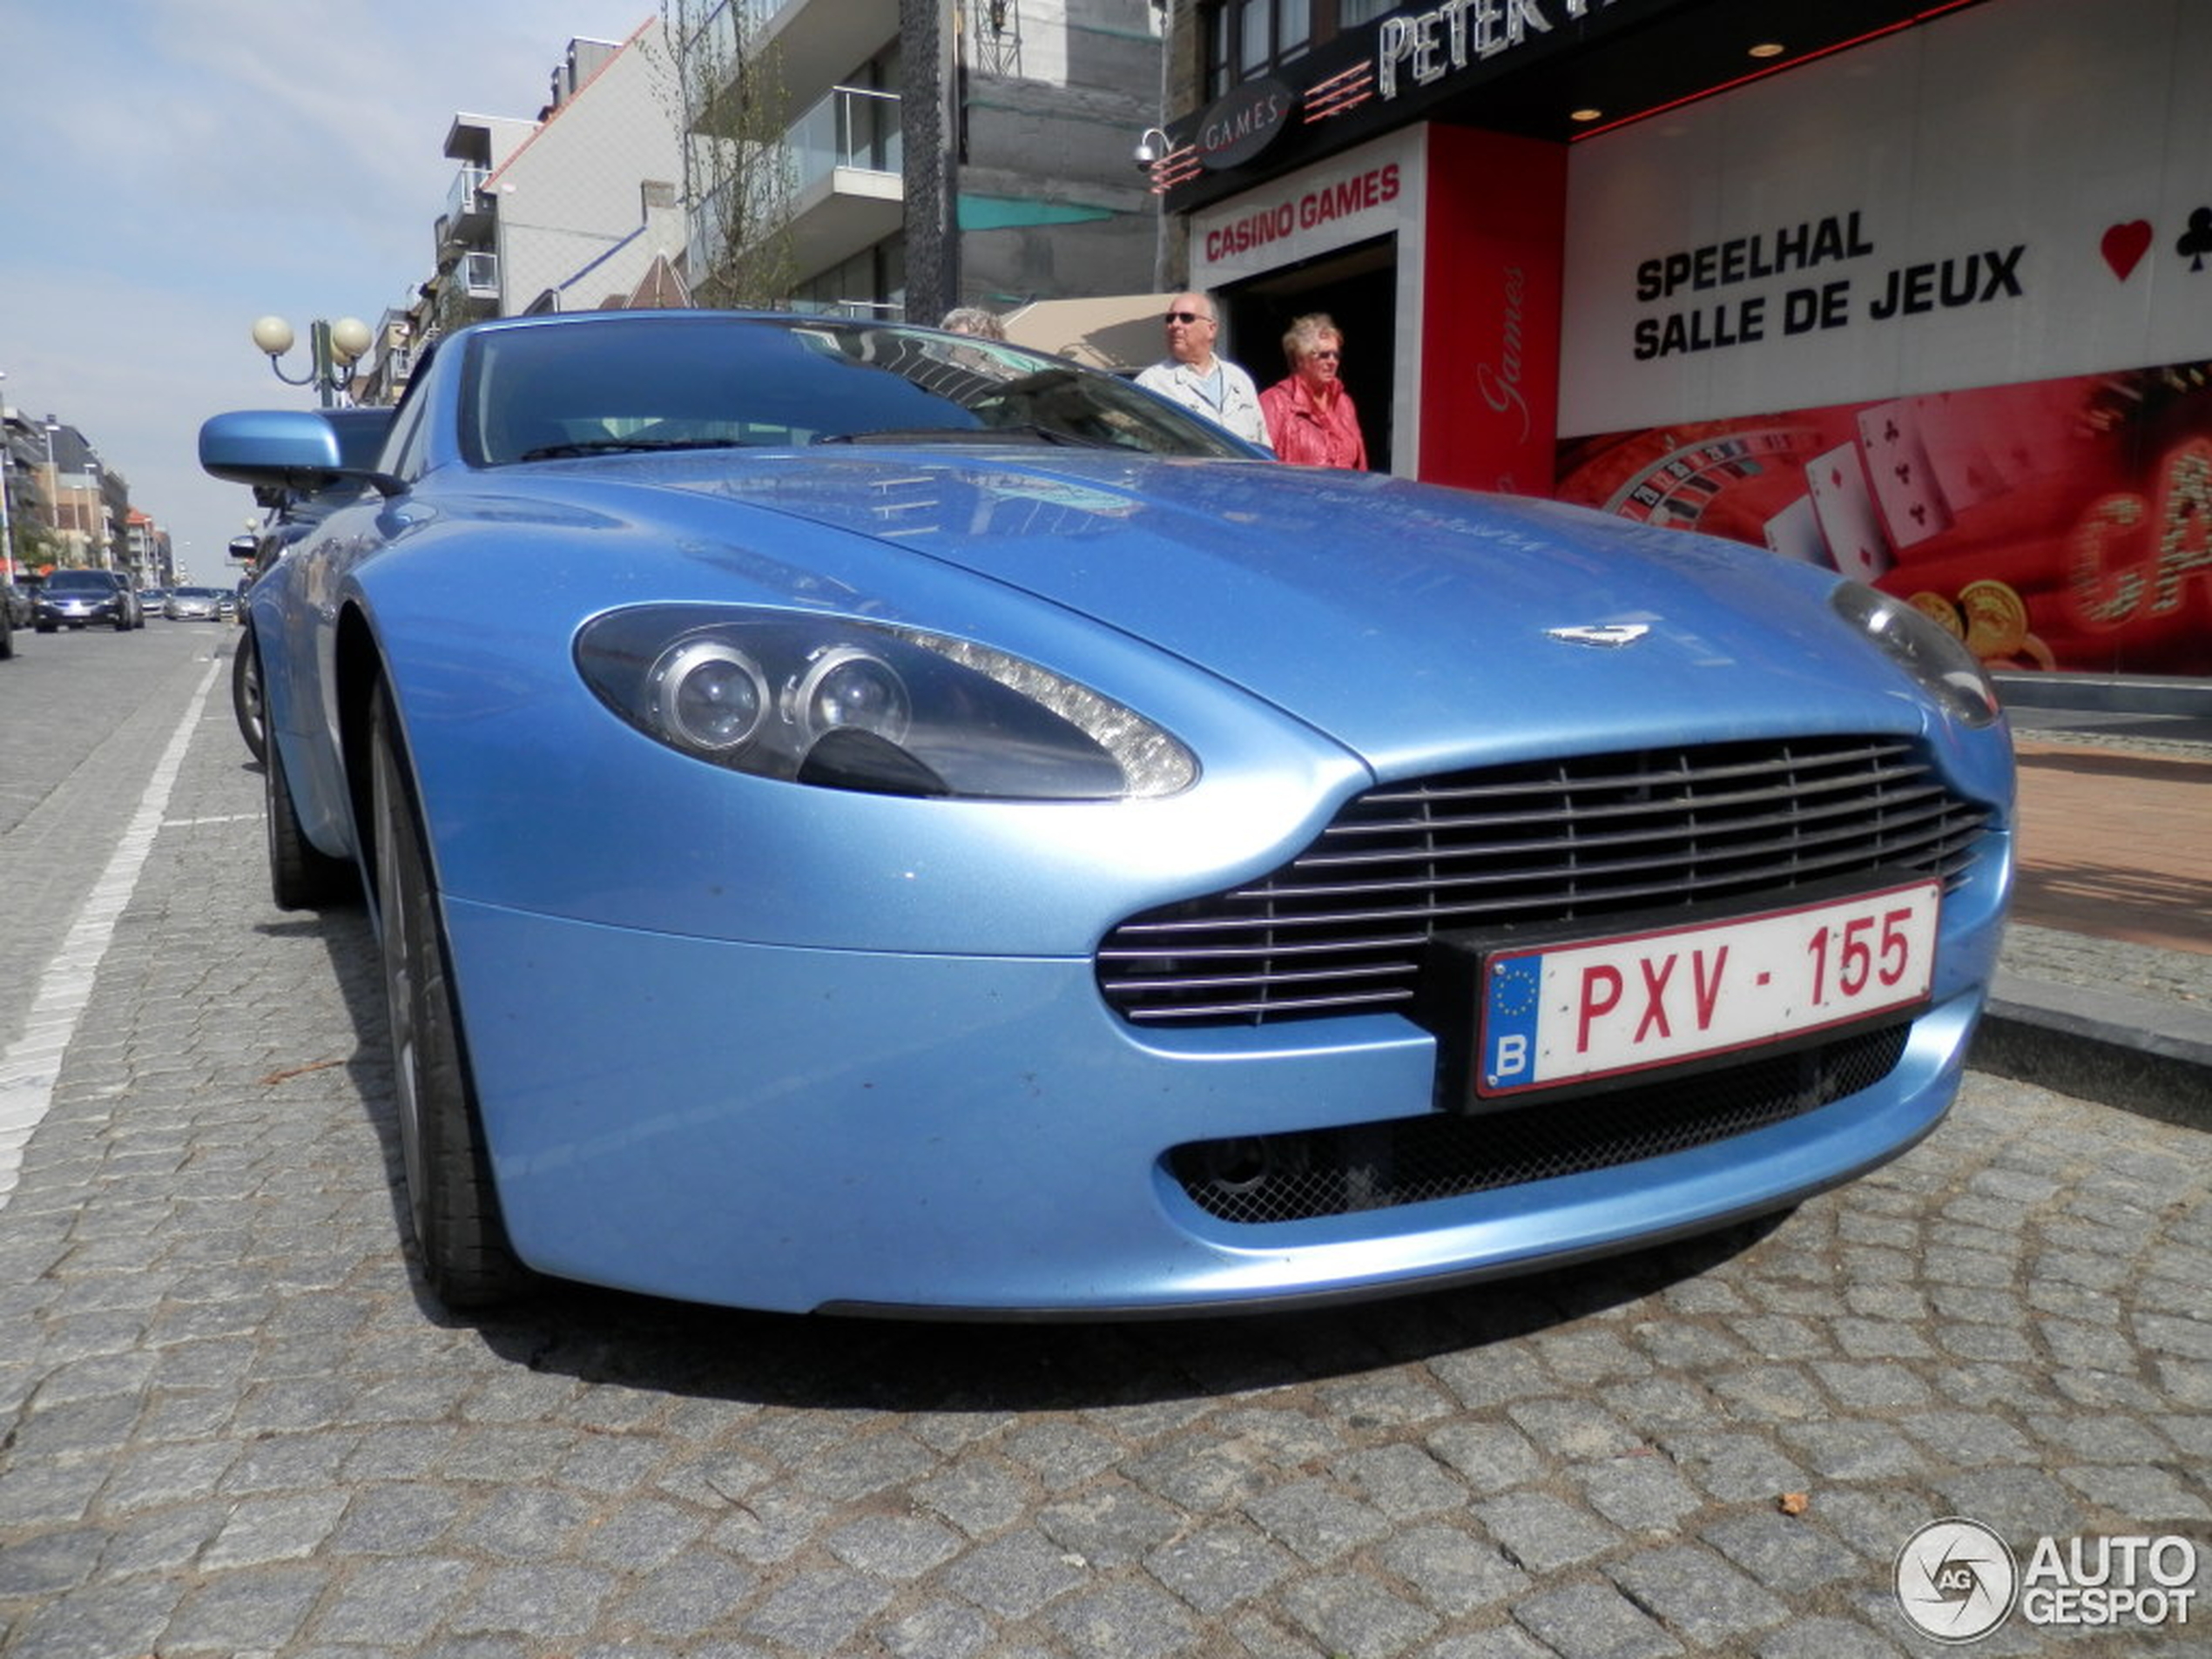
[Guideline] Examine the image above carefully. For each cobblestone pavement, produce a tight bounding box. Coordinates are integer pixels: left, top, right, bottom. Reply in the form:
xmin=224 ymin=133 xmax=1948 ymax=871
xmin=2 ymin=639 xmax=2209 ymax=1658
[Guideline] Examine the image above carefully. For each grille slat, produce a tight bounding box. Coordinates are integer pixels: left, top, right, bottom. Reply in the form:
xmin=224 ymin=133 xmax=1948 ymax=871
xmin=1328 ymin=762 xmax=1934 ymax=841
xmin=1097 ymin=735 xmax=1991 ymax=1026
xmin=1261 ymin=794 xmax=1961 ymax=898
xmin=1300 ymin=780 xmax=1949 ymax=868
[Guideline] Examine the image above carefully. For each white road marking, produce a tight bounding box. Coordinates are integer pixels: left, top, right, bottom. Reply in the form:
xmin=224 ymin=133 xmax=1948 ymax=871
xmin=0 ymin=658 xmax=224 ymax=1210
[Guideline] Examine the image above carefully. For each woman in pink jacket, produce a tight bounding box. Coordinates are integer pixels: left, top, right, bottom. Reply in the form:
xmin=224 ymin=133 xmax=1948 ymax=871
xmin=1259 ymin=314 xmax=1368 ymax=469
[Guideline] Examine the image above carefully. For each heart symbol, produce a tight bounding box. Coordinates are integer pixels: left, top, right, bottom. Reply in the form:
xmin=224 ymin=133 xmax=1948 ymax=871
xmin=2102 ymin=219 xmax=2152 ymax=280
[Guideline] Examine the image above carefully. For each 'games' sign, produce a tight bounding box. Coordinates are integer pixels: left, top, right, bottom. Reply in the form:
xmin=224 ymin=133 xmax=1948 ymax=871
xmin=1198 ymin=78 xmax=1295 ymax=171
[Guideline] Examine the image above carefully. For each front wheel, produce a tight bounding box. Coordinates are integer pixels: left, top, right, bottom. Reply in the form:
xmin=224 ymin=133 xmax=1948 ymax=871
xmin=370 ymin=684 xmax=529 ymax=1308
xmin=232 ymin=630 xmax=268 ymax=762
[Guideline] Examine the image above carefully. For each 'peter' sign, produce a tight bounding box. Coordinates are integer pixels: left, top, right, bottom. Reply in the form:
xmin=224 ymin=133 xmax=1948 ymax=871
xmin=1378 ymin=0 xmax=1630 ymax=100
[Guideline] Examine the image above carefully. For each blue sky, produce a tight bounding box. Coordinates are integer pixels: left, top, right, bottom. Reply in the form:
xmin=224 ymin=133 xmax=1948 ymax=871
xmin=2 ymin=1 xmax=658 ymax=577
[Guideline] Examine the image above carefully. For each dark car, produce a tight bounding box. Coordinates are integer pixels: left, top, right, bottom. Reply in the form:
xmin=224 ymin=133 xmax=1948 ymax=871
xmin=32 ymin=568 xmax=142 ymax=632
xmin=1 ymin=576 xmax=31 ymax=658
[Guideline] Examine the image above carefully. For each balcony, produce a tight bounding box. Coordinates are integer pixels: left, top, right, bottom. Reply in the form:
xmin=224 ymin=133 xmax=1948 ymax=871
xmin=461 ymin=251 xmax=500 ymax=300
xmin=445 ymin=165 xmax=494 ymax=245
xmin=685 ymin=0 xmax=898 ymax=109
xmin=783 ymin=85 xmax=903 ymax=280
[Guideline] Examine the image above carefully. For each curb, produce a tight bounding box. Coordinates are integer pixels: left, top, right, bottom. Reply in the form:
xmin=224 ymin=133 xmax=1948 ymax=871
xmin=1970 ymin=971 xmax=2212 ymax=1132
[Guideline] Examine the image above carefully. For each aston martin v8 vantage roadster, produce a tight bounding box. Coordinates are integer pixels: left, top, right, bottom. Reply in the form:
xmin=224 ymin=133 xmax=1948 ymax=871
xmin=199 ymin=309 xmax=2013 ymax=1315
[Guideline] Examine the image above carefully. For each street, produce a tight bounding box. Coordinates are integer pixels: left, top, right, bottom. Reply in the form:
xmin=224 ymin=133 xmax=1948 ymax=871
xmin=2 ymin=623 xmax=2207 ymax=1658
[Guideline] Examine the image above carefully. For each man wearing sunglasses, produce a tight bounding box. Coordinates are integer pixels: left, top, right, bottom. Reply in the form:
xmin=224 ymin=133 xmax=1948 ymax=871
xmin=1258 ymin=313 xmax=1368 ymax=469
xmin=1135 ymin=293 xmax=1271 ymax=449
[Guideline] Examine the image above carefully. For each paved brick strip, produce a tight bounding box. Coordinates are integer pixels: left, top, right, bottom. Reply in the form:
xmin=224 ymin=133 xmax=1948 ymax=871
xmin=0 ymin=658 xmax=220 ymax=1210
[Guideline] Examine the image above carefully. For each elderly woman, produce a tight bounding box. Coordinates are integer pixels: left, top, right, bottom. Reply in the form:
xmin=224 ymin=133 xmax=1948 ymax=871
xmin=1258 ymin=313 xmax=1368 ymax=469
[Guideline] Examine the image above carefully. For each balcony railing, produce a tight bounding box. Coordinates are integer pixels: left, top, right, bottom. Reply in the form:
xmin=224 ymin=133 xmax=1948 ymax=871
xmin=787 ymin=85 xmax=900 ymax=198
xmin=461 ymin=252 xmax=500 ymax=299
xmin=446 ymin=165 xmax=493 ymax=233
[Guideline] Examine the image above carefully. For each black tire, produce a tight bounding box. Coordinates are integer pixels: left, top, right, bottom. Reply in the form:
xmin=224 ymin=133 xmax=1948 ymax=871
xmin=0 ymin=614 xmax=13 ymax=659
xmin=370 ymin=684 xmax=529 ymax=1308
xmin=233 ymin=629 xmax=268 ymax=763
xmin=265 ymin=725 xmax=354 ymax=909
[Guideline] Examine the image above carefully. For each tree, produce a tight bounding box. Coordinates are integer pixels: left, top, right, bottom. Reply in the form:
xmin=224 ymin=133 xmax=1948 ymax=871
xmin=659 ymin=1 xmax=798 ymax=308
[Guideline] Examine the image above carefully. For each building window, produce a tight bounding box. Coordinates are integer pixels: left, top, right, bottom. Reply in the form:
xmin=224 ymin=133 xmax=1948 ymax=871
xmin=1208 ymin=0 xmax=1313 ymax=92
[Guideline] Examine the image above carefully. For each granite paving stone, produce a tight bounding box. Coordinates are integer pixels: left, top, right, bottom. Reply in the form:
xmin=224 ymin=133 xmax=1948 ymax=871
xmin=1 ymin=633 xmax=2207 ymax=1656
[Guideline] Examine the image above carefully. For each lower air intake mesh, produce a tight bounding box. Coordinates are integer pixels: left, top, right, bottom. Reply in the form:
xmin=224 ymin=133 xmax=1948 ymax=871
xmin=1168 ymin=1022 xmax=1911 ymax=1224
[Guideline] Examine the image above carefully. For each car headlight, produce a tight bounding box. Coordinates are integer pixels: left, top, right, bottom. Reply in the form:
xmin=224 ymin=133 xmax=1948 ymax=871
xmin=577 ymin=606 xmax=1197 ymax=800
xmin=1829 ymin=582 xmax=2001 ymax=728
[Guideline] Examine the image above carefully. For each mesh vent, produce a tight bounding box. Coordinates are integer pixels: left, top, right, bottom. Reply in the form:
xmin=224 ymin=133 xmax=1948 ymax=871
xmin=1101 ymin=736 xmax=1989 ymax=1026
xmin=1169 ymin=1023 xmax=1910 ymax=1224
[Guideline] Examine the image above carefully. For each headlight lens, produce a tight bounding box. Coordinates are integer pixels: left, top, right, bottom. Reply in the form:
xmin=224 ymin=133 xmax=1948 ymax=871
xmin=577 ymin=606 xmax=1197 ymax=800
xmin=651 ymin=639 xmax=769 ymax=752
xmin=794 ymin=646 xmax=912 ymax=745
xmin=1828 ymin=582 xmax=2001 ymax=728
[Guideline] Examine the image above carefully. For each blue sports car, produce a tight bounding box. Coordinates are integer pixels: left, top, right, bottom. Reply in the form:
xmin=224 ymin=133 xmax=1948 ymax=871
xmin=199 ymin=310 xmax=2013 ymax=1317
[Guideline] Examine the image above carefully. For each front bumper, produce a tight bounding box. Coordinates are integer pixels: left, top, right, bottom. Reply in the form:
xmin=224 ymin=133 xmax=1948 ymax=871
xmin=442 ymin=841 xmax=2009 ymax=1316
xmin=37 ymin=602 xmax=118 ymax=625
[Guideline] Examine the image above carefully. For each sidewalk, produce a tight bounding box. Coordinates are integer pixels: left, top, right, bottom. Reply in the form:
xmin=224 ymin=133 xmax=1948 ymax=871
xmin=1973 ymin=676 xmax=2212 ymax=1127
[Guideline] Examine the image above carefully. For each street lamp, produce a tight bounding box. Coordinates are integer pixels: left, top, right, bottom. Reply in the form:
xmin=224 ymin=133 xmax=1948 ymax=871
xmin=43 ymin=421 xmax=65 ymax=565
xmin=252 ymin=314 xmax=373 ymax=408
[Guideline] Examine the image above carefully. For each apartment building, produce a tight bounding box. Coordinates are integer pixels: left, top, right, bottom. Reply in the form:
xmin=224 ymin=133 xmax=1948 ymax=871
xmin=362 ymin=19 xmax=691 ymax=402
xmin=671 ymin=0 xmax=1167 ymax=324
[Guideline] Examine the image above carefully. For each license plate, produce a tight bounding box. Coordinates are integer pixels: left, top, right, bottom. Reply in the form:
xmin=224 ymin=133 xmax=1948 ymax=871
xmin=1474 ymin=880 xmax=1939 ymax=1097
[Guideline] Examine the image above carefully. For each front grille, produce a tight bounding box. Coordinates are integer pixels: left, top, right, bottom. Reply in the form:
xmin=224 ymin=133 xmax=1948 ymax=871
xmin=1169 ymin=1022 xmax=1910 ymax=1224
xmin=1099 ymin=735 xmax=1989 ymax=1026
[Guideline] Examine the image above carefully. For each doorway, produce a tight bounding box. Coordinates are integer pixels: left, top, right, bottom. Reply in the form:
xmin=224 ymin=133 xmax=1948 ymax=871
xmin=1221 ymin=235 xmax=1398 ymax=472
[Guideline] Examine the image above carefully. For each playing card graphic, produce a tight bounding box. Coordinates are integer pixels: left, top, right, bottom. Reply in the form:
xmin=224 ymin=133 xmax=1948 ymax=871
xmin=1912 ymin=392 xmax=2006 ymax=511
xmin=1804 ymin=442 xmax=1892 ymax=580
xmin=1762 ymin=495 xmax=1832 ymax=566
xmin=1857 ymin=401 xmax=1954 ymax=547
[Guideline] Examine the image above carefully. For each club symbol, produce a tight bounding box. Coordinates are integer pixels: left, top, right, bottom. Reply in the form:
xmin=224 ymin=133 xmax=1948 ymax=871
xmin=2179 ymin=206 xmax=2212 ymax=273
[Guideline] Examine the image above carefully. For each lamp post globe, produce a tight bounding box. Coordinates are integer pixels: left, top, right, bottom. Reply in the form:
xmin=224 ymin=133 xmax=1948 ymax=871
xmin=253 ymin=313 xmax=368 ymax=408
xmin=329 ymin=317 xmax=373 ymax=363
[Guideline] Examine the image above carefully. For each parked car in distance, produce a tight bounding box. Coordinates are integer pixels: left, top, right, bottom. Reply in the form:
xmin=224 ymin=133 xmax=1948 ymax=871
xmin=201 ymin=308 xmax=2015 ymax=1319
xmin=33 ymin=568 xmax=142 ymax=631
xmin=165 ymin=586 xmax=229 ymax=622
xmin=228 ymin=406 xmax=395 ymax=764
xmin=0 ymin=575 xmax=33 ymax=657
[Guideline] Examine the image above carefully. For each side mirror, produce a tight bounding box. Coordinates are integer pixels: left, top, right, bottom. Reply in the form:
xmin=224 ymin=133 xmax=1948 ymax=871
xmin=229 ymin=535 xmax=260 ymax=562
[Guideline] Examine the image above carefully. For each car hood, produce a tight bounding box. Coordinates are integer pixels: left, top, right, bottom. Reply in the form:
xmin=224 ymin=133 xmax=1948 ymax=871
xmin=564 ymin=448 xmax=1926 ymax=776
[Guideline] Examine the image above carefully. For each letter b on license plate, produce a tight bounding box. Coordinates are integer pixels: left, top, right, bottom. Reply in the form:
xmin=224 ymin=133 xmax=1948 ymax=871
xmin=1475 ymin=880 xmax=1939 ymax=1097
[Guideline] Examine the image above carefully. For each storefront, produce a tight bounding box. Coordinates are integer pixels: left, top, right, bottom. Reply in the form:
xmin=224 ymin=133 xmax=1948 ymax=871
xmin=1157 ymin=0 xmax=2212 ymax=678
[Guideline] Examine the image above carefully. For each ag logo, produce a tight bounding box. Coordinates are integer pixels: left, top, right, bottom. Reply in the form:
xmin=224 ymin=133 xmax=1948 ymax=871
xmin=1895 ymin=1518 xmax=2018 ymax=1642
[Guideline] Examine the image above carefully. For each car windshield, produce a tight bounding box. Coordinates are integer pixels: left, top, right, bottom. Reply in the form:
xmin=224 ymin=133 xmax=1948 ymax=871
xmin=45 ymin=571 xmax=118 ymax=591
xmin=462 ymin=315 xmax=1254 ymax=466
